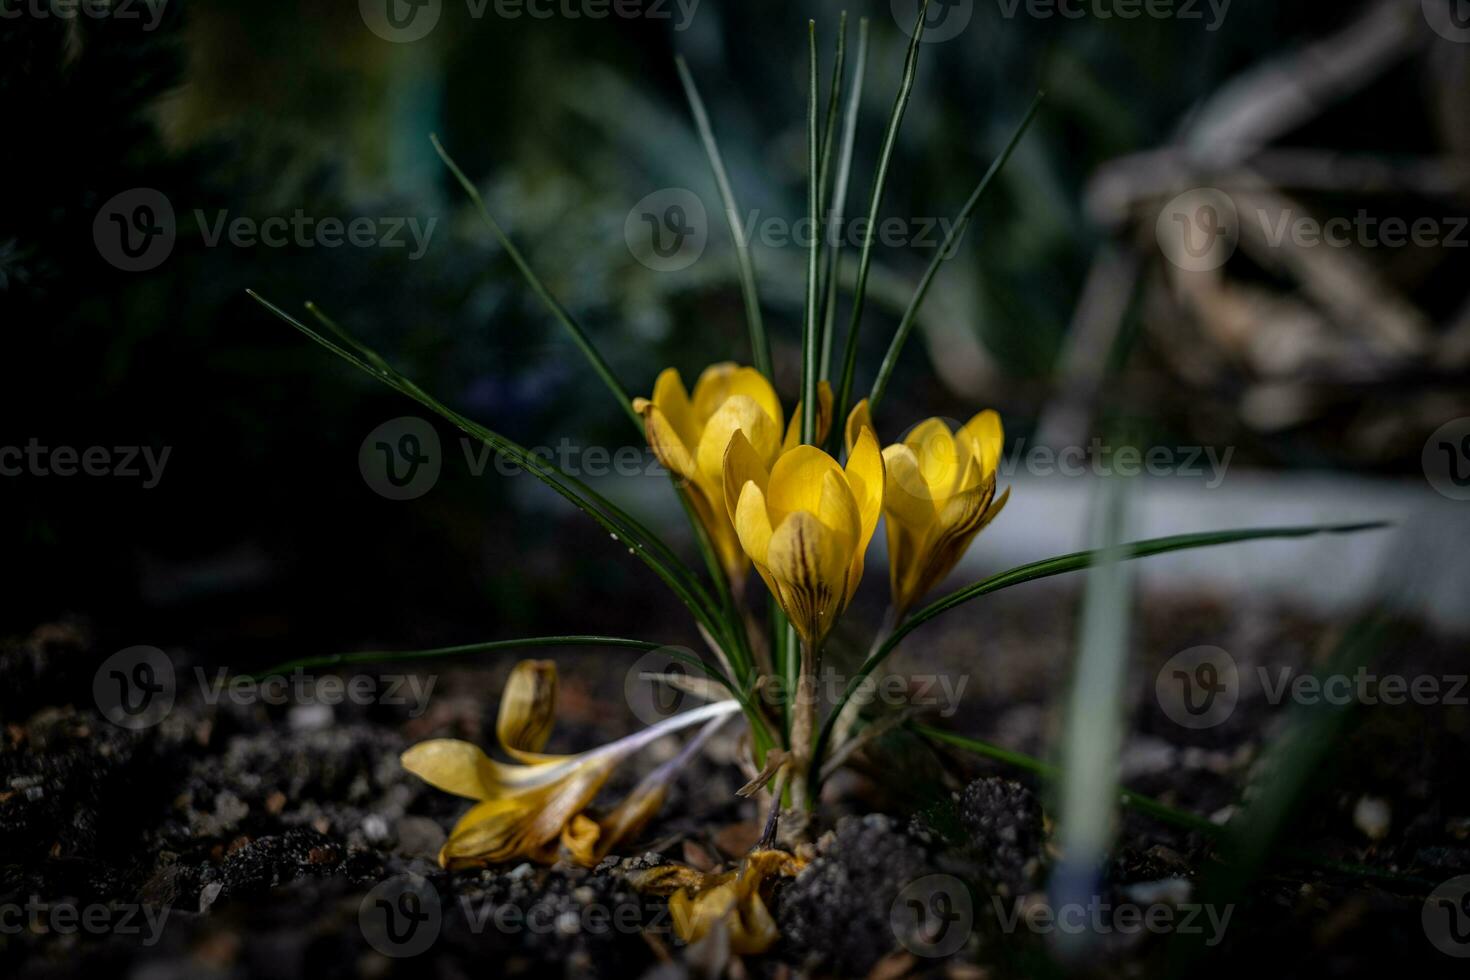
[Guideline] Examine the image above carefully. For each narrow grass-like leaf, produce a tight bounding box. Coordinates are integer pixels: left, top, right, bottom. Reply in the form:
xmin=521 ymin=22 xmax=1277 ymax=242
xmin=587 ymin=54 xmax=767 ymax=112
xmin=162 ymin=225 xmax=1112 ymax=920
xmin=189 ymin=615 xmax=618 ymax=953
xmin=813 ymin=521 xmax=1389 ymax=771
xmin=819 ymin=17 xmax=870 ymax=382
xmin=251 ymin=635 xmax=667 ymax=680
xmin=802 ymin=20 xmax=820 ymax=443
xmin=833 ymin=0 xmax=930 ymax=427
xmin=867 ymin=91 xmax=1045 ymax=414
xmin=1051 ymin=476 xmax=1133 ymax=955
xmin=674 ymin=56 xmax=772 ymax=380
xmin=248 ymin=291 xmax=721 ymax=635
xmin=815 ymin=12 xmax=849 ymax=223
xmin=429 ymin=135 xmax=638 ymax=428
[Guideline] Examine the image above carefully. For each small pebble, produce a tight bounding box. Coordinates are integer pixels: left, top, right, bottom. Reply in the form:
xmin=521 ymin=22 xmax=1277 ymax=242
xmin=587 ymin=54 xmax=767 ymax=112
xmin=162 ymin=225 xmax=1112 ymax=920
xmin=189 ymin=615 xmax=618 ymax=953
xmin=362 ymin=815 xmax=390 ymax=843
xmin=1353 ymin=796 xmax=1391 ymax=841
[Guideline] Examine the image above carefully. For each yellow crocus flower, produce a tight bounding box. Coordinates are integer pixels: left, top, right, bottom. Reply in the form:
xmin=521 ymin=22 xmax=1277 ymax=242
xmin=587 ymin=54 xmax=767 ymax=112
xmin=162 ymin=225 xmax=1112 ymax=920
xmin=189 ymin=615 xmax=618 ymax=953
xmin=632 ymin=849 xmax=807 ymax=955
xmin=722 ymin=426 xmax=883 ymax=648
xmin=401 ymin=660 xmax=738 ymax=869
xmin=847 ymin=400 xmax=1010 ymax=616
xmin=633 ymin=363 xmax=831 ymax=583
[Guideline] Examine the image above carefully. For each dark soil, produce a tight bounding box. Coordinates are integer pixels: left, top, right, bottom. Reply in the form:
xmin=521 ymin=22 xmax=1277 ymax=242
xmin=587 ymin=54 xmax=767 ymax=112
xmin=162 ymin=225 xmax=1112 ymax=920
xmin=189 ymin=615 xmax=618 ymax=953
xmin=2 ymin=587 xmax=1468 ymax=978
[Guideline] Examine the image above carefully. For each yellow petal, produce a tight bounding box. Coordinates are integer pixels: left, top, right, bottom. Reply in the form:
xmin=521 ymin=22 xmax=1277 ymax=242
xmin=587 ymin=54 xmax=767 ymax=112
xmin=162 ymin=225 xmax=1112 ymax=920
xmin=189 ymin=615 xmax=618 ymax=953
xmin=629 ymin=863 xmax=712 ymax=896
xmin=560 ymin=813 xmax=603 ymax=868
xmin=650 ymin=367 xmax=699 ymax=451
xmin=904 ymin=418 xmax=960 ymax=496
xmin=440 ymin=797 xmax=538 ymax=868
xmin=767 ymin=510 xmax=851 ymax=646
xmin=691 ymin=363 xmax=783 ymax=431
xmin=638 ymin=401 xmax=697 ymax=481
xmin=765 ymin=445 xmax=848 ymax=531
xmin=844 ymin=398 xmax=874 ymax=457
xmin=910 ymin=474 xmax=998 ymax=603
xmin=696 ymin=394 xmax=781 ymax=500
xmin=722 ymin=430 xmax=770 ymax=528
xmin=842 ymin=426 xmax=885 ymax=604
xmin=782 ymin=380 xmax=834 ymax=454
xmin=959 ymin=409 xmax=1003 ymax=483
xmin=671 ymin=880 xmax=739 ymax=945
xmin=496 ymin=659 xmax=558 ymax=756
xmin=594 ymin=782 xmax=667 ymax=863
xmin=400 ymin=739 xmax=508 ymax=800
xmin=733 ymin=480 xmax=774 ymax=569
xmin=880 ymin=444 xmax=939 ymax=530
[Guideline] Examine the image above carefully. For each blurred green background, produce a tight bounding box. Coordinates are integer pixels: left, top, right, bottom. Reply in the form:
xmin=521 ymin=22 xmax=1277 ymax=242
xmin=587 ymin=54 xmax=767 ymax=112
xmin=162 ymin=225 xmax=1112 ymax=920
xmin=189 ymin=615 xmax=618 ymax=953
xmin=4 ymin=0 xmax=1467 ymax=661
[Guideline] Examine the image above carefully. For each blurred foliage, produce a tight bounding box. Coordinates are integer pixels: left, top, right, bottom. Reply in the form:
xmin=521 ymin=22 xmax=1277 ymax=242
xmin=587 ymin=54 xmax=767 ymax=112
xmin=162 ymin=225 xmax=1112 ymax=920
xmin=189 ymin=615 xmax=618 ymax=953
xmin=1 ymin=0 xmax=1450 ymax=650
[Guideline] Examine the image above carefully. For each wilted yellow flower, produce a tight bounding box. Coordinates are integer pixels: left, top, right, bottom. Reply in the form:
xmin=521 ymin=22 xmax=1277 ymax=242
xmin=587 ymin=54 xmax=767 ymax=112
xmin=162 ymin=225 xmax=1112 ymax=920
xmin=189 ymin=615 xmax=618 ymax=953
xmin=722 ymin=426 xmax=883 ymax=648
xmin=847 ymin=400 xmax=1010 ymax=615
xmin=633 ymin=849 xmax=807 ymax=955
xmin=633 ymin=363 xmax=831 ymax=583
xmin=401 ymin=660 xmax=738 ymax=869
